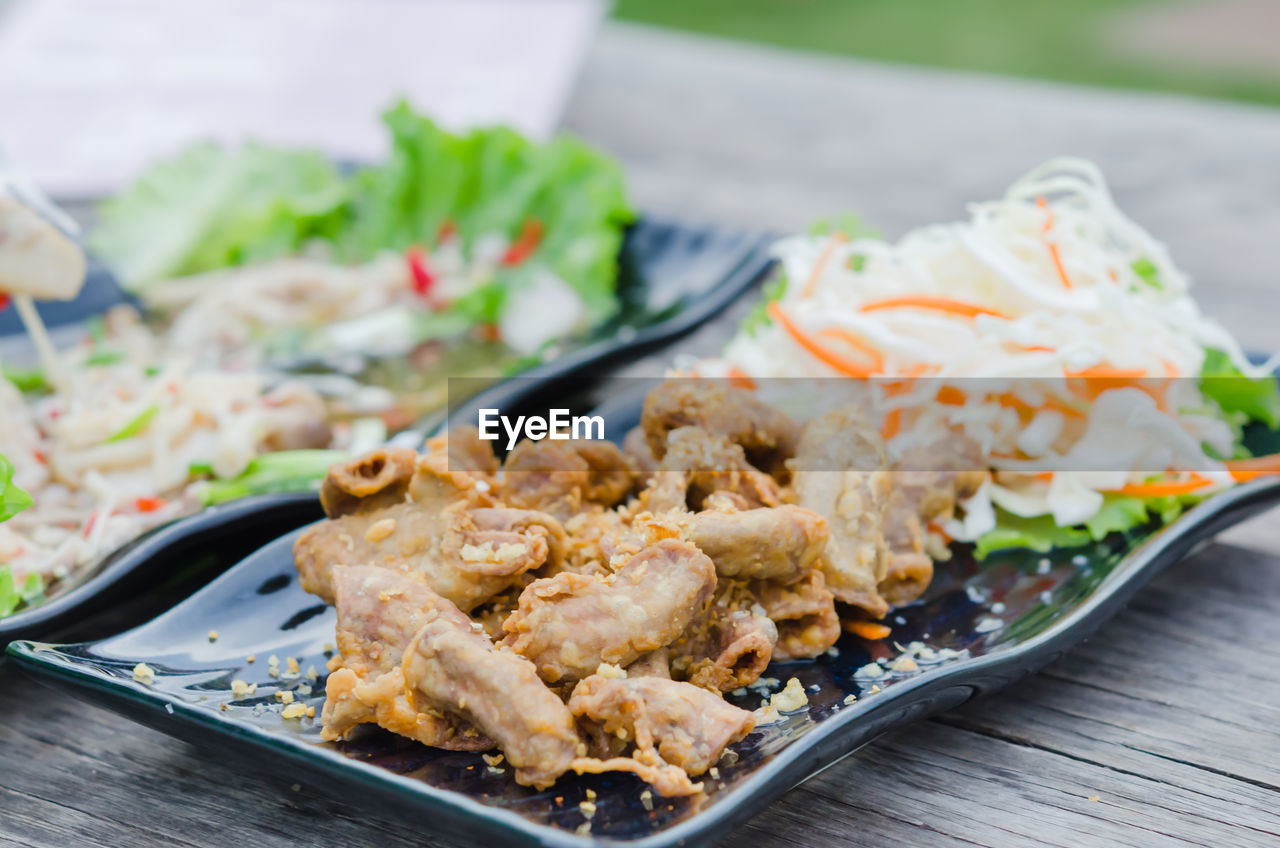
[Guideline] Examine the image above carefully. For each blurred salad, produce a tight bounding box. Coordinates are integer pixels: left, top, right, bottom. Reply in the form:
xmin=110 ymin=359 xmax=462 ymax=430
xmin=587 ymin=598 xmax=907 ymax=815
xmin=697 ymin=158 xmax=1280 ymax=557
xmin=0 ymin=102 xmax=635 ymax=618
xmin=0 ymin=454 xmax=38 ymax=616
xmin=92 ymin=101 xmax=633 ymax=368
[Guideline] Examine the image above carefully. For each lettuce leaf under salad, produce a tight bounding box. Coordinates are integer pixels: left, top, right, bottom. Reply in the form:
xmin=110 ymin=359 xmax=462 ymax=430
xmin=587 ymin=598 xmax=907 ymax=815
xmin=91 ymin=143 xmax=349 ymax=287
xmin=0 ymin=453 xmax=40 ymax=618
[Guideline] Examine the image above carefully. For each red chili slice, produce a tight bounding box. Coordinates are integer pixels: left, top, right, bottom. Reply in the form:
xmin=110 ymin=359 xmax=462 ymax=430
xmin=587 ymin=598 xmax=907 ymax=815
xmin=501 ymin=219 xmax=545 ymax=267
xmin=406 ymin=247 xmax=436 ymax=295
xmin=134 ymin=496 xmax=167 ymax=513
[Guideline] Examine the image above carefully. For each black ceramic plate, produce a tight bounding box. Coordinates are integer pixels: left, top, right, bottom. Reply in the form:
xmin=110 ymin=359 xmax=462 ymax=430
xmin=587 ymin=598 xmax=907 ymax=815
xmin=10 ymin=443 xmax=1280 ymax=846
xmin=0 ymin=218 xmax=775 ymax=645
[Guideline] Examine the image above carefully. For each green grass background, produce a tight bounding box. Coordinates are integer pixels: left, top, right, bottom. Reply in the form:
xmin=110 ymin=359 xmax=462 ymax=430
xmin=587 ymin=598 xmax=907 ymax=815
xmin=614 ymin=0 xmax=1280 ymax=106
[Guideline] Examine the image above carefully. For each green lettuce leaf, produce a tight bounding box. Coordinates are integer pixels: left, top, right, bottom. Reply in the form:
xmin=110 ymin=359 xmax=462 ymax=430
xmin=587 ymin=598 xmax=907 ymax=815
xmin=0 ymin=455 xmax=36 ymax=619
xmin=0 ymin=565 xmax=44 ymax=618
xmin=90 ymin=142 xmax=348 ymax=288
xmin=0 ymin=453 xmax=33 ymax=523
xmin=92 ymin=102 xmax=632 ymax=332
xmin=1199 ymin=348 xmax=1280 ymax=431
xmin=975 ymin=492 xmax=1202 ymax=560
xmin=199 ymin=450 xmax=347 ymax=506
xmin=341 ymin=101 xmax=633 ymax=324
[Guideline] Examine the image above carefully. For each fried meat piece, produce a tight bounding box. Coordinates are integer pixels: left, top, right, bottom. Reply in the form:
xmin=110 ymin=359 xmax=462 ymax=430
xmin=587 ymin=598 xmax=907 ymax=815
xmin=673 ymin=585 xmax=777 ymax=693
xmin=401 ymin=590 xmax=586 ymax=789
xmin=638 ymin=427 xmax=783 ymax=513
xmin=749 ymin=570 xmax=841 ymax=660
xmin=408 ymin=432 xmax=498 ymax=513
xmin=321 ymin=566 xmax=489 ymax=750
xmin=501 ymin=439 xmax=634 ymax=521
xmin=622 ymin=426 xmax=659 ymax=475
xmin=626 ymin=647 xmax=672 ymax=679
xmin=880 ymin=436 xmax=987 ymax=606
xmin=501 ymin=539 xmax=716 ymax=684
xmin=791 ymin=406 xmax=892 ymax=618
xmin=641 ymin=380 xmax=799 ymax=475
xmin=570 ymin=674 xmax=755 ymax=785
xmin=680 ymin=505 xmax=828 ymax=583
xmin=294 ymin=502 xmax=561 ymax=610
xmin=319 ymin=447 xmax=418 ymax=518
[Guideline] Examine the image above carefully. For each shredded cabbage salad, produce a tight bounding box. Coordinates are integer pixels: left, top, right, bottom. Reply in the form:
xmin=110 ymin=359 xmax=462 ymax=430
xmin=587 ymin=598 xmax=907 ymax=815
xmin=699 ymin=158 xmax=1280 ymax=555
xmin=0 ymin=311 xmax=351 ymax=613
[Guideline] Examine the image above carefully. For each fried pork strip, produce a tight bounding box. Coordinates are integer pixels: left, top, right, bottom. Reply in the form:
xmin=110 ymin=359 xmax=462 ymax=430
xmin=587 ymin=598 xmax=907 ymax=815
xmin=641 ymin=379 xmax=799 ymax=475
xmin=569 ymin=674 xmax=755 ymax=791
xmin=673 ymin=585 xmax=777 ymax=692
xmin=638 ymin=426 xmax=783 ymax=513
xmin=319 ymin=447 xmax=418 ymax=518
xmin=294 ymin=501 xmax=561 ymax=611
xmin=501 ymin=539 xmax=717 ymax=684
xmin=750 ymin=569 xmax=841 ymax=660
xmin=680 ymin=505 xmax=828 ymax=583
xmin=501 ymin=439 xmax=633 ymax=521
xmin=322 ymin=566 xmax=489 ymax=750
xmin=880 ymin=438 xmax=987 ymax=606
xmin=400 ymin=589 xmax=587 ymax=789
xmin=791 ymin=406 xmax=892 ymax=618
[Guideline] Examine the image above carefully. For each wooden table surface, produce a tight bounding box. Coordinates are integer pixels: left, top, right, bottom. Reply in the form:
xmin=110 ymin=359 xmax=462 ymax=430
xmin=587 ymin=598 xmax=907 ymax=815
xmin=3 ymin=22 xmax=1280 ymax=848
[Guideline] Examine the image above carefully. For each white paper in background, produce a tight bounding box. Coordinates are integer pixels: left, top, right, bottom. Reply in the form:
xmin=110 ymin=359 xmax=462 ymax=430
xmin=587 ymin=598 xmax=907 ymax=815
xmin=0 ymin=0 xmax=604 ymax=197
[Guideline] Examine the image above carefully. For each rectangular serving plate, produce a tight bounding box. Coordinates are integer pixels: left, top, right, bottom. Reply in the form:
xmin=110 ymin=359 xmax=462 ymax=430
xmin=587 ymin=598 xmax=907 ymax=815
xmin=10 ymin=471 xmax=1280 ymax=846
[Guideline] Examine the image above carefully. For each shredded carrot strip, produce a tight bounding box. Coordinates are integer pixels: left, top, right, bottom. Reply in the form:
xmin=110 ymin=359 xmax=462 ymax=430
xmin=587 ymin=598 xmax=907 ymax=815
xmin=844 ymin=621 xmax=892 ymax=640
xmin=726 ymin=367 xmax=756 ymax=390
xmin=994 ymin=392 xmax=1086 ymax=419
xmin=1037 ymin=196 xmax=1072 ymax=289
xmin=800 ymin=234 xmax=847 ymax=298
xmin=882 ymin=363 xmax=934 ymax=397
xmin=1106 ymin=475 xmax=1213 ymax=498
xmin=768 ymin=302 xmax=882 ymax=377
xmin=936 ymin=385 xmax=967 ymax=406
xmin=1225 ymin=453 xmax=1280 ymax=482
xmin=817 ymin=328 xmax=886 ymax=372
xmin=860 ymin=295 xmax=1010 ymax=321
xmin=1066 ymin=366 xmax=1149 ymax=380
xmin=1015 ymin=344 xmax=1057 ymax=353
xmin=880 ymin=408 xmax=902 ymax=441
xmin=134 ymin=496 xmax=168 ymax=513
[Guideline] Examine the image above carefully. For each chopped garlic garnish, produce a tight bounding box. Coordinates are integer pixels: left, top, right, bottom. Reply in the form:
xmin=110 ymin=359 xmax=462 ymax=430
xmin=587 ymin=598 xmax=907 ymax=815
xmin=132 ymin=663 xmax=155 ymax=684
xmin=230 ymin=680 xmax=257 ymax=698
xmin=364 ymin=518 xmax=397 ymax=542
xmin=594 ymin=662 xmax=626 ymax=679
xmin=770 ymin=677 xmax=809 ymax=713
